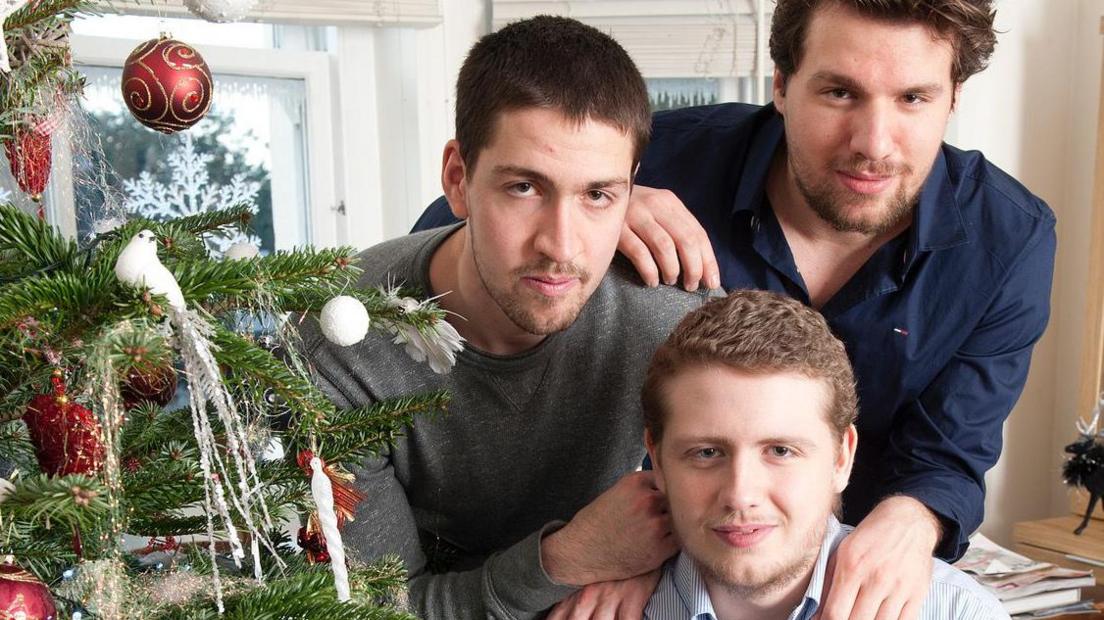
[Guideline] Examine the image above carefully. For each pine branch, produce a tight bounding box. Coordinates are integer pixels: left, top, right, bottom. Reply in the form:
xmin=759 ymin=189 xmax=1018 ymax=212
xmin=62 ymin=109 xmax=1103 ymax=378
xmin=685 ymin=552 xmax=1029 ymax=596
xmin=295 ymin=391 xmax=450 ymax=464
xmin=120 ymin=407 xmax=194 ymax=458
xmin=3 ymin=0 xmax=91 ymax=30
xmin=165 ymin=203 xmax=254 ymax=237
xmin=2 ymin=473 xmax=109 ymax=532
xmin=0 ymin=203 xmax=79 ymax=279
xmin=0 ymin=532 xmax=76 ymax=581
xmin=0 ymin=420 xmax=36 ymax=472
xmin=0 ymin=269 xmax=141 ymax=333
xmin=209 ymin=327 xmax=333 ymax=428
xmin=155 ymin=567 xmax=417 ymax=620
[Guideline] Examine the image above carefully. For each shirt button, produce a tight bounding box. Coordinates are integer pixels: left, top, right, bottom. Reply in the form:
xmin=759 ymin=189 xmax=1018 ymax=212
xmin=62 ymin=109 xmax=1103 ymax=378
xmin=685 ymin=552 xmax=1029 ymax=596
xmin=750 ymin=215 xmax=760 ymax=232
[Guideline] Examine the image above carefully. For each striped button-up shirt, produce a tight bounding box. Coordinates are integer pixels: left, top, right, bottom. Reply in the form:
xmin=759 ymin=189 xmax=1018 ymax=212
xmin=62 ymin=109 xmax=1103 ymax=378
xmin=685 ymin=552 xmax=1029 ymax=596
xmin=644 ymin=517 xmax=1009 ymax=620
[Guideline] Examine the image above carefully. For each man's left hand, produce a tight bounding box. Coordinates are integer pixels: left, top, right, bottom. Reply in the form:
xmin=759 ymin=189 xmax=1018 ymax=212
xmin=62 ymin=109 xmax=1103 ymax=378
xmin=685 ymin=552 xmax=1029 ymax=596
xmin=816 ymin=496 xmax=942 ymax=620
xmin=546 ymin=569 xmax=662 ymax=620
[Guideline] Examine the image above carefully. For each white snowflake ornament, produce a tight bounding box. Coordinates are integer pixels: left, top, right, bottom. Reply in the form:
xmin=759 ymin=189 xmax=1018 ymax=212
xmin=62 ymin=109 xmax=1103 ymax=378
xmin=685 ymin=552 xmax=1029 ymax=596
xmin=320 ymin=296 xmax=370 ymax=347
xmin=114 ymin=230 xmax=186 ymax=311
xmin=0 ymin=1 xmax=31 ymax=73
xmin=184 ymin=0 xmax=257 ymax=23
xmin=123 ymin=135 xmax=263 ymax=257
xmin=224 ymin=241 xmax=259 ymax=260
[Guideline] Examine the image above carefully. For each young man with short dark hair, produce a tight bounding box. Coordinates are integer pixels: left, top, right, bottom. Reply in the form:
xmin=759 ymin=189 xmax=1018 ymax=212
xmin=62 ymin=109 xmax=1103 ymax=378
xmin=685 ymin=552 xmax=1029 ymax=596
xmin=642 ymin=290 xmax=1007 ymax=620
xmin=301 ymin=16 xmax=711 ymax=619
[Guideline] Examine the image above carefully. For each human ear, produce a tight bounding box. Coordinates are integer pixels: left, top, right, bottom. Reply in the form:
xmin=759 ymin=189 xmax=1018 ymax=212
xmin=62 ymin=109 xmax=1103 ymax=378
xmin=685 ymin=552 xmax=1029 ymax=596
xmin=441 ymin=139 xmax=470 ymax=219
xmin=772 ymin=67 xmax=788 ymax=114
xmin=645 ymin=429 xmax=666 ymax=494
xmin=833 ymin=425 xmax=858 ymax=494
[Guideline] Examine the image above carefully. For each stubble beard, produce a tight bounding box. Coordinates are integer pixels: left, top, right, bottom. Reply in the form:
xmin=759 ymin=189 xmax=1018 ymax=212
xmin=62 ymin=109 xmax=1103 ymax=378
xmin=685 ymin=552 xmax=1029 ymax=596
xmin=694 ymin=514 xmax=827 ymax=602
xmin=470 ymin=231 xmax=591 ymax=336
xmin=790 ymin=151 xmax=918 ymax=236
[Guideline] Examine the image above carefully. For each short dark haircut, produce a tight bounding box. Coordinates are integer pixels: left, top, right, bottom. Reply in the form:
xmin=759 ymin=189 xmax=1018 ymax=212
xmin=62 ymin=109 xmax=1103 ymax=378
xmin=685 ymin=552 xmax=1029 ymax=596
xmin=454 ymin=15 xmax=651 ymax=175
xmin=770 ymin=0 xmax=997 ymax=85
xmin=642 ymin=290 xmax=858 ymax=445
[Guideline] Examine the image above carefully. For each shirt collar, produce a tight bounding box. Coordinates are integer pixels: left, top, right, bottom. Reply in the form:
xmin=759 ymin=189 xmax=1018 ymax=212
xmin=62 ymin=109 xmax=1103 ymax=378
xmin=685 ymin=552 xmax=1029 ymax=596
xmin=672 ymin=552 xmax=718 ymax=619
xmin=731 ymin=106 xmax=970 ymax=254
xmin=792 ymin=516 xmax=847 ymax=620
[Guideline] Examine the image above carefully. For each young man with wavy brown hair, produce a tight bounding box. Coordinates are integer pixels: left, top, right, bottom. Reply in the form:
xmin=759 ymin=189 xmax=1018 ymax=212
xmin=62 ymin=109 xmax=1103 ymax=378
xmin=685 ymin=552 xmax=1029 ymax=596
xmin=641 ymin=290 xmax=1007 ymax=620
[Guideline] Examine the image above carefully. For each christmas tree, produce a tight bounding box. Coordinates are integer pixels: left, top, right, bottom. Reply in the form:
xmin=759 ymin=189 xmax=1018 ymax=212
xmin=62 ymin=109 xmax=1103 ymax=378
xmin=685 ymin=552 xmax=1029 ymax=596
xmin=0 ymin=200 xmax=461 ymax=618
xmin=0 ymin=2 xmax=461 ymax=618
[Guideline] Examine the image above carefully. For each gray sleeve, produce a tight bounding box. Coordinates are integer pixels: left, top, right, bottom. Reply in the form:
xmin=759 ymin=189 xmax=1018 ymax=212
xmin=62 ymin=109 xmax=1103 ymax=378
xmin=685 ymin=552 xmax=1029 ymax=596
xmin=409 ymin=523 xmax=579 ymax=619
xmin=350 ymin=456 xmax=578 ymax=619
xmin=310 ymin=360 xmax=578 ymax=618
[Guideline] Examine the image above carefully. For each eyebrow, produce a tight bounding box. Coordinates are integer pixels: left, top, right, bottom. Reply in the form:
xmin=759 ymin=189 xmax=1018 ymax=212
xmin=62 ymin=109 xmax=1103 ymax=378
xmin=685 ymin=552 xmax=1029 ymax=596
xmin=809 ymin=71 xmax=946 ymax=96
xmin=491 ymin=165 xmax=629 ymax=192
xmin=671 ymin=434 xmax=817 ymax=450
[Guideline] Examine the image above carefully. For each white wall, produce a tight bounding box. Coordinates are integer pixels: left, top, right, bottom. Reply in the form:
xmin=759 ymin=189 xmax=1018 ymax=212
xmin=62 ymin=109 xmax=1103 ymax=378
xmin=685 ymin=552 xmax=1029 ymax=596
xmin=947 ymin=0 xmax=1103 ymax=545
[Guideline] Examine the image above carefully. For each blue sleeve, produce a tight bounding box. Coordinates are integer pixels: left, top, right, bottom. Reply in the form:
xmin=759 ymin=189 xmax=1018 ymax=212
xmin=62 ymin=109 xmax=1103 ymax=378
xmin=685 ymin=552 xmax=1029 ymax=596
xmin=882 ymin=219 xmax=1056 ymax=561
xmin=411 ymin=195 xmax=461 ymax=233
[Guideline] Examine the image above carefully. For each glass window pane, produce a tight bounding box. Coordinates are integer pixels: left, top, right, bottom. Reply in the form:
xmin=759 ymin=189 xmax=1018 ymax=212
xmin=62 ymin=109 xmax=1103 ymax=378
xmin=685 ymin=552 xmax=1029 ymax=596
xmin=648 ymin=78 xmax=723 ymax=112
xmin=70 ymin=66 xmax=311 ymax=255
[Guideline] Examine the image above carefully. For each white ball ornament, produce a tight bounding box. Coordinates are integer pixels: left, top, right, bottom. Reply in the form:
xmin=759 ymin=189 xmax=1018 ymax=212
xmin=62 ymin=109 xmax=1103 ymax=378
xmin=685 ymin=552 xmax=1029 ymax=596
xmin=224 ymin=242 xmax=260 ymax=260
xmin=183 ymin=0 xmax=258 ymax=23
xmin=320 ymin=296 xmax=370 ymax=347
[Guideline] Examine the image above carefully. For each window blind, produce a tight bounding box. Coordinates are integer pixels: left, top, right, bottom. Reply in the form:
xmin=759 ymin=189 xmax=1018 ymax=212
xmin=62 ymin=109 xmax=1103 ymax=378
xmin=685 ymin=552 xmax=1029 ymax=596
xmin=491 ymin=0 xmax=767 ymax=78
xmin=103 ymin=0 xmax=442 ymax=27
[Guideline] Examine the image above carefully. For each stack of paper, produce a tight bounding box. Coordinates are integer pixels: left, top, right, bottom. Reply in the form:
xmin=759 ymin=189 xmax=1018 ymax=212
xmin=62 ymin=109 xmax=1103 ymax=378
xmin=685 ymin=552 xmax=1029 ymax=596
xmin=955 ymin=533 xmax=1095 ymax=617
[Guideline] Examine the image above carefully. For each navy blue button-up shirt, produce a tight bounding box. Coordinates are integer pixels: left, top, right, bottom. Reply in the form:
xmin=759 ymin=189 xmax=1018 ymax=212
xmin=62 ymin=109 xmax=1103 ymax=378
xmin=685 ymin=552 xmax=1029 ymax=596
xmin=411 ymin=103 xmax=1056 ymax=560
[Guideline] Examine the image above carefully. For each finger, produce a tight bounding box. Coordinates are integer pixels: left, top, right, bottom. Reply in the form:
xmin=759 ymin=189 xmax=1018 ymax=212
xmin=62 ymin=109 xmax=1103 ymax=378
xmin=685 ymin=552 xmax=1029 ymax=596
xmin=568 ymin=587 xmax=599 ymax=620
xmin=547 ymin=599 xmax=570 ymax=620
xmin=818 ymin=562 xmax=861 ymax=620
xmin=898 ymin=596 xmax=924 ymax=620
xmin=847 ymin=584 xmax=886 ymax=620
xmin=592 ymin=592 xmax=620 ymax=620
xmin=618 ymin=225 xmax=660 ymax=287
xmin=872 ymin=592 xmax=907 ymax=620
xmin=700 ymin=240 xmax=721 ymax=290
xmin=676 ymin=240 xmax=703 ymax=291
xmin=629 ymin=217 xmax=681 ymax=286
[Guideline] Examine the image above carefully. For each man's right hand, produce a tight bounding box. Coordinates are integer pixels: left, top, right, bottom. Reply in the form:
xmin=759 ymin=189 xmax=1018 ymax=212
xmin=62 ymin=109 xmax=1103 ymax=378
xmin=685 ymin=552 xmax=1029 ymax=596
xmin=619 ymin=185 xmax=720 ymax=292
xmin=541 ymin=471 xmax=676 ymax=586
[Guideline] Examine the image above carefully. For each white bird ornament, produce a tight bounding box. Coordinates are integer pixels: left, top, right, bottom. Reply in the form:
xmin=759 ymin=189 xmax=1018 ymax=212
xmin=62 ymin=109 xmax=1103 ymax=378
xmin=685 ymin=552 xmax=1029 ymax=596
xmin=114 ymin=229 xmax=186 ymax=311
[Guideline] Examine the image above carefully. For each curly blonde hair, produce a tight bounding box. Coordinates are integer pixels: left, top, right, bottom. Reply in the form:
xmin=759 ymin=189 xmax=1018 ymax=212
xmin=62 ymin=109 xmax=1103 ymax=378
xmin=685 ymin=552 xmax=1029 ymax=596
xmin=642 ymin=289 xmax=858 ymax=444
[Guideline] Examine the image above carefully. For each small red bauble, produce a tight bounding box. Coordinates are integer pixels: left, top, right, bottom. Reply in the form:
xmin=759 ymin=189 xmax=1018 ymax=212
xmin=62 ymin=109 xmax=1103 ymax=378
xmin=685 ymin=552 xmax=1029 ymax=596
xmin=0 ymin=558 xmax=57 ymax=620
xmin=120 ymin=364 xmax=178 ymax=409
xmin=22 ymin=373 xmax=105 ymax=477
xmin=121 ymin=36 xmax=213 ymax=134
xmin=3 ymin=123 xmax=52 ymax=197
xmin=297 ymin=525 xmax=330 ymax=564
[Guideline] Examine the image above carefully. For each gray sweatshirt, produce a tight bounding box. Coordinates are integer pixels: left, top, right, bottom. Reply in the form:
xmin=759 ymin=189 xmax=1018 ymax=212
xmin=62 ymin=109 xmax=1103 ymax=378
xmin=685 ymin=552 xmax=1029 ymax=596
xmin=300 ymin=225 xmax=713 ymax=618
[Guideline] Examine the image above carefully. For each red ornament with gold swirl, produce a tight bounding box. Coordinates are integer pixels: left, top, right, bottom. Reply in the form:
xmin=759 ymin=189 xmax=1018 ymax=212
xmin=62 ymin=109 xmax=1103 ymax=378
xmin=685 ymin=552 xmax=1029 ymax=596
xmin=121 ymin=35 xmax=213 ymax=134
xmin=0 ymin=557 xmax=57 ymax=620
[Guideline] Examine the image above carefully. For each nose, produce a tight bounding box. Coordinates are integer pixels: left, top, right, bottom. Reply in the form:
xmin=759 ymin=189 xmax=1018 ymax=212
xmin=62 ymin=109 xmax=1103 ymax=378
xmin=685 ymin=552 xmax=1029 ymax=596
xmin=532 ymin=197 xmax=579 ymax=264
xmin=719 ymin=452 xmax=766 ymax=512
xmin=849 ymin=100 xmax=895 ymax=162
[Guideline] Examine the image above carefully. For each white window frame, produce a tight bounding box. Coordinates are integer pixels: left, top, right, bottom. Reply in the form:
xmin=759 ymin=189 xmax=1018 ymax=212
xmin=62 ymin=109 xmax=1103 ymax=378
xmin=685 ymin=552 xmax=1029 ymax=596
xmin=65 ymin=33 xmax=341 ymax=248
